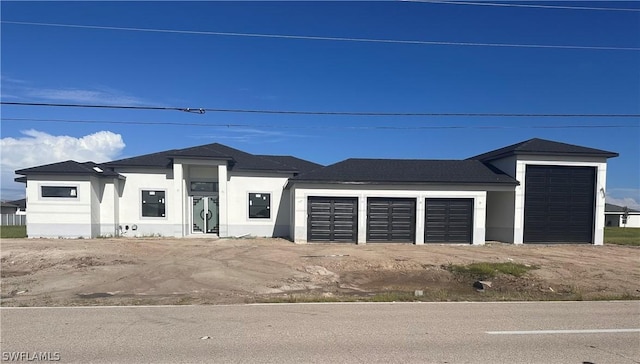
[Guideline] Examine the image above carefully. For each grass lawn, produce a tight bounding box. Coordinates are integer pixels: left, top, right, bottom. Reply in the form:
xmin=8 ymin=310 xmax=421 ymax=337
xmin=604 ymin=227 xmax=640 ymax=246
xmin=0 ymin=225 xmax=26 ymax=238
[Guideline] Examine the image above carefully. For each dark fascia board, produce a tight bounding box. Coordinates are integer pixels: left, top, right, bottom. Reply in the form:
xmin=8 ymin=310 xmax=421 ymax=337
xmin=233 ymin=166 xmax=298 ymax=174
xmin=169 ymin=154 xmax=233 ymax=162
xmin=285 ymin=179 xmax=519 ymax=189
xmin=475 ymin=150 xmax=619 ymax=162
xmin=470 ymin=138 xmax=619 ymax=162
xmin=15 ymin=171 xmax=123 ymax=178
xmin=14 ymin=176 xmax=27 ymax=183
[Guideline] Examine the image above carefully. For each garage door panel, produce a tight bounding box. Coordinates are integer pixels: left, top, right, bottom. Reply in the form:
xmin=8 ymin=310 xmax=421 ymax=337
xmin=425 ymin=198 xmax=473 ymax=243
xmin=308 ymin=197 xmax=358 ymax=243
xmin=366 ymin=198 xmax=416 ymax=243
xmin=524 ymin=166 xmax=595 ymax=243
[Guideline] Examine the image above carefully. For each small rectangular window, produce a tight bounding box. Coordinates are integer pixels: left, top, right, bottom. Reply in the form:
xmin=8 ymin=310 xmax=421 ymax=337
xmin=42 ymin=186 xmax=77 ymax=198
xmin=190 ymin=181 xmax=218 ymax=193
xmin=142 ymin=190 xmax=166 ymax=217
xmin=249 ymin=193 xmax=270 ymax=219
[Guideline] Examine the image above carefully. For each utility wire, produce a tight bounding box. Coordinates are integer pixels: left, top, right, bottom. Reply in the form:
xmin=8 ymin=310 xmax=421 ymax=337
xmin=2 ymin=101 xmax=640 ymax=118
xmin=2 ymin=117 xmax=638 ymax=130
xmin=2 ymin=21 xmax=639 ymax=51
xmin=405 ymin=0 xmax=640 ymax=12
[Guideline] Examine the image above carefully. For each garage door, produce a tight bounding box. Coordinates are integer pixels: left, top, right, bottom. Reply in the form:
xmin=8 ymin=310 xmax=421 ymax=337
xmin=307 ymin=197 xmax=358 ymax=242
xmin=367 ymin=198 xmax=416 ymax=243
xmin=425 ymin=198 xmax=473 ymax=243
xmin=524 ymin=165 xmax=595 ymax=243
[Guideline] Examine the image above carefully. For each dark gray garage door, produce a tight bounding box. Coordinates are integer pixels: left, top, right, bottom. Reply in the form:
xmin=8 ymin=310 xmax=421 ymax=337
xmin=524 ymin=165 xmax=595 ymax=243
xmin=425 ymin=198 xmax=473 ymax=243
xmin=307 ymin=197 xmax=358 ymax=242
xmin=367 ymin=198 xmax=416 ymax=243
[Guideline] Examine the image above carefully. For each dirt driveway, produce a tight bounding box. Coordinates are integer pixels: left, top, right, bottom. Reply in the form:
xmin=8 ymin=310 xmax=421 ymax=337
xmin=1 ymin=238 xmax=639 ymax=306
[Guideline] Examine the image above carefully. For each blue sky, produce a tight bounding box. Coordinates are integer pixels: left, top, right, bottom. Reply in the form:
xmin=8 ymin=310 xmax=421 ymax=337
xmin=1 ymin=1 xmax=639 ymax=207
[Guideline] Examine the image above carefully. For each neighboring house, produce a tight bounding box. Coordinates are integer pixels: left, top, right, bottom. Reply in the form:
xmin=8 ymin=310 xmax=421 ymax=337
xmin=14 ymin=138 xmax=618 ymax=245
xmin=1 ymin=200 xmax=26 ymax=226
xmin=1 ymin=202 xmax=19 ymax=215
xmin=605 ymin=203 xmax=640 ymax=228
xmin=8 ymin=198 xmax=27 ymax=215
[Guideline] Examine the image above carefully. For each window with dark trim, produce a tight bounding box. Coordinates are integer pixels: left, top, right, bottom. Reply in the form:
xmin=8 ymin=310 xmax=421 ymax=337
xmin=41 ymin=186 xmax=77 ymax=198
xmin=142 ymin=190 xmax=166 ymax=217
xmin=249 ymin=193 xmax=270 ymax=219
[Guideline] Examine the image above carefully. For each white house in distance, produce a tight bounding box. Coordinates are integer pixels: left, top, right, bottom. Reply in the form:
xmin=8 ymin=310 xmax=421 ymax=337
xmin=15 ymin=138 xmax=618 ymax=245
xmin=605 ymin=203 xmax=640 ymax=228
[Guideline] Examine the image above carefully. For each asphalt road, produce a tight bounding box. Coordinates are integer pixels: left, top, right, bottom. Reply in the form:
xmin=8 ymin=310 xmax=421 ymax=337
xmin=1 ymin=301 xmax=638 ymax=363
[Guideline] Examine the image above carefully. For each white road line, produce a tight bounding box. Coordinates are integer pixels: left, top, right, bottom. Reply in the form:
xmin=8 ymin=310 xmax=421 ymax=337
xmin=487 ymin=329 xmax=640 ymax=335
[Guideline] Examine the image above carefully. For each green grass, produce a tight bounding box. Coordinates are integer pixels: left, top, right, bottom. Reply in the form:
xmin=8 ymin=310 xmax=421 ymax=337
xmin=0 ymin=225 xmax=27 ymax=238
xmin=444 ymin=262 xmax=537 ymax=278
xmin=604 ymin=227 xmax=640 ymax=246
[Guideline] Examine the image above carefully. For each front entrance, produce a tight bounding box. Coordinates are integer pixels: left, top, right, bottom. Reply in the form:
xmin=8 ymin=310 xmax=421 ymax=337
xmin=192 ymin=196 xmax=219 ymax=234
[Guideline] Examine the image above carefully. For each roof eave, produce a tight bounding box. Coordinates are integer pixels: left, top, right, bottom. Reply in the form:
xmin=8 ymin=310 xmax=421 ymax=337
xmin=474 ymin=150 xmax=619 ymax=162
xmin=286 ymin=179 xmax=519 ymax=189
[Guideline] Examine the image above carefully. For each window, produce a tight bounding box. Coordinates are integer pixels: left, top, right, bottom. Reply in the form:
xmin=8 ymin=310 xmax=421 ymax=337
xmin=41 ymin=186 xmax=77 ymax=198
xmin=249 ymin=193 xmax=270 ymax=219
xmin=190 ymin=181 xmax=218 ymax=193
xmin=142 ymin=190 xmax=166 ymax=217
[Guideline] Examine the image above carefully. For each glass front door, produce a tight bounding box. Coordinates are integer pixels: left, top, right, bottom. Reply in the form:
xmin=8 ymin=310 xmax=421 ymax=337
xmin=192 ymin=196 xmax=219 ymax=234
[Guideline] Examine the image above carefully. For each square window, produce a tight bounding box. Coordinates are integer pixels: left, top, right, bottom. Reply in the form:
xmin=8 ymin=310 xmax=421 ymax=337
xmin=142 ymin=190 xmax=166 ymax=217
xmin=41 ymin=186 xmax=77 ymax=198
xmin=249 ymin=193 xmax=270 ymax=219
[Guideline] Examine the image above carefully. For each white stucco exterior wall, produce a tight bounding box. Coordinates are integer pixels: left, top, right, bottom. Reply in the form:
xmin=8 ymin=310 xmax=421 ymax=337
xmin=116 ymin=168 xmax=180 ymax=237
xmin=485 ymin=191 xmax=516 ymax=243
xmin=225 ymin=172 xmax=291 ymax=238
xmin=25 ymin=176 xmax=93 ymax=238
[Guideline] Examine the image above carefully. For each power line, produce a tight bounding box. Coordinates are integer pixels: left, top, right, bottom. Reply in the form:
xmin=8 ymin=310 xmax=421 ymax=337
xmin=2 ymin=117 xmax=638 ymax=130
xmin=405 ymin=0 xmax=640 ymax=12
xmin=2 ymin=101 xmax=640 ymax=118
xmin=2 ymin=21 xmax=639 ymax=51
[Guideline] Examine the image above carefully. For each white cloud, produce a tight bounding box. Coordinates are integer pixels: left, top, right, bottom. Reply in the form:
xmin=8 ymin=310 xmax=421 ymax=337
xmin=1 ymin=74 xmax=149 ymax=105
xmin=26 ymin=87 xmax=147 ymax=105
xmin=192 ymin=128 xmax=308 ymax=143
xmin=0 ymin=130 xmax=125 ymax=200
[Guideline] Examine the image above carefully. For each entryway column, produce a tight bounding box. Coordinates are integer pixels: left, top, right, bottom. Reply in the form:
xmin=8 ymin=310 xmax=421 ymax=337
xmin=173 ymin=163 xmax=185 ymax=237
xmin=217 ymin=164 xmax=228 ymax=237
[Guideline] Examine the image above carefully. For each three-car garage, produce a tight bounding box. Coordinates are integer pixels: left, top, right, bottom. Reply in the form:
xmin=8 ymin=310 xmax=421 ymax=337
xmin=306 ymin=196 xmax=475 ymax=244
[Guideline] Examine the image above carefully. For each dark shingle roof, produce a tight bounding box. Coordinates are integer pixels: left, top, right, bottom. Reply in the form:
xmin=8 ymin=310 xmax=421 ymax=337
xmin=15 ymin=161 xmax=121 ymax=177
xmin=103 ymin=150 xmax=177 ymax=168
xmin=470 ymin=138 xmax=618 ymax=162
xmin=605 ymin=203 xmax=640 ymax=213
xmin=290 ymin=159 xmax=518 ymax=185
xmin=103 ymin=143 xmax=308 ymax=173
xmin=258 ymin=155 xmax=323 ymax=174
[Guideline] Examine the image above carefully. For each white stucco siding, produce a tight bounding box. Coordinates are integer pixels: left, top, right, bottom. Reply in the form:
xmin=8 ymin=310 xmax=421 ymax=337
xmin=622 ymin=214 xmax=640 ymax=228
xmin=98 ymin=178 xmax=120 ymax=237
xmin=90 ymin=176 xmax=101 ymax=237
xmin=117 ymin=169 xmax=181 ymax=237
xmin=486 ymin=191 xmax=516 ymax=243
xmin=25 ymin=177 xmax=93 ymax=238
xmin=513 ymin=156 xmax=609 ymax=245
xmin=290 ymin=184 xmax=491 ymax=245
xmin=224 ymin=172 xmax=291 ymax=238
